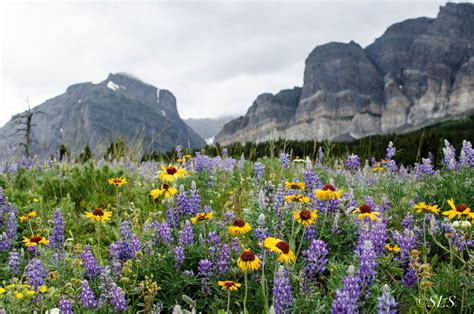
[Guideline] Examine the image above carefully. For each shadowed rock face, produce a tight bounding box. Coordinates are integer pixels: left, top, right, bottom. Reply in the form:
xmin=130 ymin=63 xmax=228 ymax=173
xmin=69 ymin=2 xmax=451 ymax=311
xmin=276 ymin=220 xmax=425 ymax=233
xmin=0 ymin=73 xmax=205 ymax=157
xmin=216 ymin=2 xmax=474 ymax=145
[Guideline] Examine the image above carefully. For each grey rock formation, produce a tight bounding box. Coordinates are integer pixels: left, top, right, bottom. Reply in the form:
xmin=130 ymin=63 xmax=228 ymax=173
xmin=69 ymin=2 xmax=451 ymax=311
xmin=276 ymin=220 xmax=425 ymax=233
xmin=184 ymin=116 xmax=236 ymax=144
xmin=216 ymin=2 xmax=474 ymax=145
xmin=0 ymin=73 xmax=205 ymax=158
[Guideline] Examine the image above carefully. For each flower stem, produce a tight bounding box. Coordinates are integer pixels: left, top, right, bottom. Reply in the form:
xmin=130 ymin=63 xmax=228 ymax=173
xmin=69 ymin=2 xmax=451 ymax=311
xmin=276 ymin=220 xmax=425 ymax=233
xmin=294 ymin=228 xmax=306 ymax=271
xmin=244 ymin=271 xmax=248 ymax=314
xmin=226 ymin=290 xmax=231 ymax=314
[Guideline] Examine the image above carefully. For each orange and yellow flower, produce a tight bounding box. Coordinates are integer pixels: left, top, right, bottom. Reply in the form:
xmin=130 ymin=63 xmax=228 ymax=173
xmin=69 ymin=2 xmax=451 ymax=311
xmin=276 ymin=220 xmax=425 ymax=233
xmin=315 ymin=184 xmax=343 ymax=200
xmin=158 ymin=165 xmax=186 ymax=182
xmin=22 ymin=235 xmax=49 ymax=247
xmin=284 ymin=181 xmax=305 ymax=191
xmin=108 ymin=177 xmax=127 ymax=187
xmin=263 ymin=237 xmax=296 ymax=264
xmin=150 ymin=184 xmax=178 ymax=200
xmin=442 ymin=199 xmax=473 ymax=221
xmin=19 ymin=211 xmax=37 ymax=222
xmin=228 ymin=219 xmax=252 ymax=236
xmin=353 ymin=204 xmax=380 ymax=221
xmin=385 ymin=243 xmax=400 ymax=253
xmin=191 ymin=212 xmax=213 ymax=224
xmin=414 ymin=202 xmax=440 ymax=215
xmin=237 ymin=249 xmax=261 ymax=271
xmin=84 ymin=208 xmax=112 ymax=222
xmin=218 ymin=281 xmax=241 ymax=291
xmin=284 ymin=194 xmax=310 ymax=203
xmin=293 ymin=208 xmax=317 ymax=226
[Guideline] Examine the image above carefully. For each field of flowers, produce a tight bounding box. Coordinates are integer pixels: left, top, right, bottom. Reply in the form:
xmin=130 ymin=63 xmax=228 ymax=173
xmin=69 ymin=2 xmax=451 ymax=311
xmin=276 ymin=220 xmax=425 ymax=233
xmin=0 ymin=140 xmax=473 ymax=313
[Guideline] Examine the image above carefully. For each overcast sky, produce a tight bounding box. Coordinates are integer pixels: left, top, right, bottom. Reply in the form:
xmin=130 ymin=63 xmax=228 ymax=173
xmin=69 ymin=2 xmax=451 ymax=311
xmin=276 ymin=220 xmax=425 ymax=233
xmin=0 ymin=0 xmax=456 ymax=127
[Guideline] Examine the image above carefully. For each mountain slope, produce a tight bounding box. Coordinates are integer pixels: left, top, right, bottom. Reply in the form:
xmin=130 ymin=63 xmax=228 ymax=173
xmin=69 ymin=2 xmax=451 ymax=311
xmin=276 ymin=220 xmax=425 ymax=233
xmin=0 ymin=73 xmax=205 ymax=157
xmin=184 ymin=116 xmax=236 ymax=144
xmin=216 ymin=2 xmax=474 ymax=145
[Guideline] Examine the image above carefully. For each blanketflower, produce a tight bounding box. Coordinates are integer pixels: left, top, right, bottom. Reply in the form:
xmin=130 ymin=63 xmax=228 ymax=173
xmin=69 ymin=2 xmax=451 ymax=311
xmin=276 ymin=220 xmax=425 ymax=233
xmin=237 ymin=249 xmax=261 ymax=271
xmin=159 ymin=165 xmax=185 ymax=182
xmin=84 ymin=208 xmax=112 ymax=222
xmin=284 ymin=181 xmax=305 ymax=191
xmin=150 ymin=183 xmax=177 ymax=200
xmin=293 ymin=208 xmax=318 ymax=226
xmin=218 ymin=281 xmax=241 ymax=291
xmin=263 ymin=237 xmax=296 ymax=264
xmin=191 ymin=212 xmax=213 ymax=224
xmin=284 ymin=194 xmax=310 ymax=203
xmin=442 ymin=199 xmax=473 ymax=221
xmin=384 ymin=244 xmax=400 ymax=253
xmin=353 ymin=204 xmax=380 ymax=221
xmin=315 ymin=184 xmax=342 ymax=200
xmin=414 ymin=202 xmax=440 ymax=215
xmin=19 ymin=211 xmax=37 ymax=222
xmin=23 ymin=235 xmax=49 ymax=247
xmin=228 ymin=219 xmax=252 ymax=236
xmin=108 ymin=177 xmax=127 ymax=187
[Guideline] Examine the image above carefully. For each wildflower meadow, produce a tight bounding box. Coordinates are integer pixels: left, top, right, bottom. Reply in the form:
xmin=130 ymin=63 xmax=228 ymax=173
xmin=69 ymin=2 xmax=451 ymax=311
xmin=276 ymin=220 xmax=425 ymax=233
xmin=0 ymin=140 xmax=473 ymax=313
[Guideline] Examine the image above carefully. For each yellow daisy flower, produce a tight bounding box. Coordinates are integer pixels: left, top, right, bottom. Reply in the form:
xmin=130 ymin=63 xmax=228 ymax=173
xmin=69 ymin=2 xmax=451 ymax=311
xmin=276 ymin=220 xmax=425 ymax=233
xmin=39 ymin=285 xmax=48 ymax=293
xmin=22 ymin=235 xmax=49 ymax=247
xmin=33 ymin=198 xmax=39 ymax=203
xmin=385 ymin=243 xmax=400 ymax=253
xmin=442 ymin=199 xmax=473 ymax=221
xmin=0 ymin=288 xmax=5 ymax=294
xmin=353 ymin=204 xmax=380 ymax=221
xmin=108 ymin=177 xmax=127 ymax=187
xmin=284 ymin=194 xmax=310 ymax=203
xmin=158 ymin=165 xmax=186 ymax=182
xmin=84 ymin=208 xmax=112 ymax=222
xmin=372 ymin=166 xmax=385 ymax=173
xmin=26 ymin=290 xmax=35 ymax=296
xmin=19 ymin=211 xmax=37 ymax=222
xmin=263 ymin=237 xmax=296 ymax=264
xmin=414 ymin=202 xmax=440 ymax=215
xmin=315 ymin=184 xmax=343 ymax=200
xmin=191 ymin=212 xmax=213 ymax=224
xmin=218 ymin=281 xmax=241 ymax=291
xmin=228 ymin=219 xmax=252 ymax=236
xmin=15 ymin=292 xmax=24 ymax=299
xmin=293 ymin=208 xmax=317 ymax=226
xmin=150 ymin=183 xmax=178 ymax=200
xmin=237 ymin=249 xmax=261 ymax=271
xmin=284 ymin=181 xmax=305 ymax=191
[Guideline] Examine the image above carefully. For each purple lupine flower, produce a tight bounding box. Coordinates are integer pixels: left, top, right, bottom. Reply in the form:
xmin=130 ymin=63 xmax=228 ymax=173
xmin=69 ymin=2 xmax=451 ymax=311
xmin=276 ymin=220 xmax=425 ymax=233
xmin=8 ymin=250 xmax=21 ymax=275
xmin=273 ymin=266 xmax=293 ymax=314
xmin=401 ymin=214 xmax=414 ymax=230
xmin=97 ymin=266 xmax=116 ymax=305
xmin=357 ymin=240 xmax=378 ymax=290
xmin=119 ymin=220 xmax=132 ymax=241
xmin=175 ymin=145 xmax=183 ymax=159
xmin=442 ymin=140 xmax=458 ymax=170
xmin=394 ymin=229 xmax=415 ymax=266
xmin=254 ymin=227 xmax=270 ymax=243
xmin=402 ymin=267 xmax=417 ymax=288
xmin=223 ymin=210 xmax=236 ymax=224
xmin=157 ymin=222 xmax=172 ymax=245
xmin=378 ymin=284 xmax=397 ymax=314
xmin=216 ymin=244 xmax=230 ymax=274
xmin=6 ymin=208 xmax=17 ymax=246
xmin=385 ymin=141 xmax=396 ymax=160
xmin=460 ymin=140 xmax=474 ymax=167
xmin=178 ymin=220 xmax=194 ymax=246
xmin=174 ymin=246 xmax=185 ymax=268
xmin=198 ymin=259 xmax=213 ymax=294
xmin=254 ymin=162 xmax=265 ymax=181
xmin=279 ymin=152 xmax=290 ymax=169
xmin=303 ymin=169 xmax=321 ymax=196
xmin=302 ymin=240 xmax=328 ymax=291
xmin=371 ymin=220 xmax=388 ymax=256
xmin=414 ymin=155 xmax=438 ymax=180
xmin=331 ymin=265 xmax=361 ymax=313
xmin=111 ymin=284 xmax=127 ymax=312
xmin=59 ymin=295 xmax=74 ymax=314
xmin=188 ymin=184 xmax=201 ymax=216
xmin=207 ymin=231 xmax=221 ymax=246
xmin=346 ymin=154 xmax=361 ymax=173
xmin=81 ymin=280 xmax=98 ymax=309
xmin=165 ymin=203 xmax=179 ymax=229
xmin=52 ymin=208 xmax=65 ymax=251
xmin=27 ymin=258 xmax=46 ymax=289
xmin=304 ymin=224 xmax=318 ymax=240
xmin=80 ymin=245 xmax=102 ymax=279
xmin=130 ymin=235 xmax=140 ymax=253
xmin=176 ymin=185 xmax=190 ymax=217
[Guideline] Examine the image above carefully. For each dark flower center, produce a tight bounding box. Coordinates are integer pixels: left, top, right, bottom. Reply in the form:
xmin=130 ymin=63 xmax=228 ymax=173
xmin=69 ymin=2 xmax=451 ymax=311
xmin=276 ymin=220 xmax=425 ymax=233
xmin=299 ymin=209 xmax=311 ymax=220
xmin=290 ymin=183 xmax=299 ymax=189
xmin=322 ymin=184 xmax=335 ymax=191
xmin=224 ymin=282 xmax=235 ymax=288
xmin=93 ymin=208 xmax=104 ymax=216
xmin=276 ymin=241 xmax=290 ymax=254
xmin=30 ymin=235 xmax=42 ymax=243
xmin=197 ymin=214 xmax=207 ymax=221
xmin=113 ymin=179 xmax=122 ymax=184
xmin=166 ymin=167 xmax=178 ymax=175
xmin=456 ymin=204 xmax=467 ymax=212
xmin=233 ymin=219 xmax=246 ymax=227
xmin=359 ymin=204 xmax=372 ymax=214
xmin=240 ymin=250 xmax=256 ymax=262
xmin=161 ymin=184 xmax=170 ymax=190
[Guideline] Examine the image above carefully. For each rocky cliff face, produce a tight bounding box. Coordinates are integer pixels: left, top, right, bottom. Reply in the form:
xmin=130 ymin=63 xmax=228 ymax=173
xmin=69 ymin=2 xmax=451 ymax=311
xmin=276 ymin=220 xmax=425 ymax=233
xmin=216 ymin=2 xmax=474 ymax=145
xmin=0 ymin=73 xmax=205 ymax=157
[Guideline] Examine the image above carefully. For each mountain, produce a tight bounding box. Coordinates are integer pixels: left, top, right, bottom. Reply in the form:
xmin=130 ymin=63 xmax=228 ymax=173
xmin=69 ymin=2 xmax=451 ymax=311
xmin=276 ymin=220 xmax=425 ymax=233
xmin=0 ymin=73 xmax=205 ymax=158
xmin=216 ymin=2 xmax=474 ymax=145
xmin=184 ymin=116 xmax=237 ymax=144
